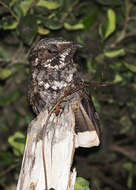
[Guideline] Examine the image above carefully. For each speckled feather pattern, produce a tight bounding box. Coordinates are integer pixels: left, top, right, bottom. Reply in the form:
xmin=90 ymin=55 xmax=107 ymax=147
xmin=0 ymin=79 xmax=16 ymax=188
xmin=28 ymin=38 xmax=100 ymax=138
xmin=28 ymin=38 xmax=82 ymax=114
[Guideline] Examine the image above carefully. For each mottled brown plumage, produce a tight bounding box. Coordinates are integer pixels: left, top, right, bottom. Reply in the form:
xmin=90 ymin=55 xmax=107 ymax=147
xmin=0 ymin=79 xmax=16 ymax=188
xmin=28 ymin=38 xmax=100 ymax=137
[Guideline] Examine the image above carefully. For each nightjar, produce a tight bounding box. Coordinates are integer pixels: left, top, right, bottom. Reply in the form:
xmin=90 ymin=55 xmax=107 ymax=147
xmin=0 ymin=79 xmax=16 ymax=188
xmin=28 ymin=38 xmax=100 ymax=140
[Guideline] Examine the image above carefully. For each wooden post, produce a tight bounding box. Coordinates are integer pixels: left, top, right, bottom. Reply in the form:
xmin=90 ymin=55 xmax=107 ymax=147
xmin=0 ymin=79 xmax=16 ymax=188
xmin=17 ymin=101 xmax=99 ymax=190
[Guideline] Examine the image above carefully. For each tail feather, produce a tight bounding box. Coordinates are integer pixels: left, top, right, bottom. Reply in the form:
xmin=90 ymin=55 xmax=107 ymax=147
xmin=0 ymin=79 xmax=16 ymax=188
xmin=74 ymin=95 xmax=100 ymax=148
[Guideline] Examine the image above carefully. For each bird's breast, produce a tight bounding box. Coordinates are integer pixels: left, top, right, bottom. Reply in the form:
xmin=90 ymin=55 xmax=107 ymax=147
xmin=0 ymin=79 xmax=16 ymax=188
xmin=34 ymin=64 xmax=78 ymax=108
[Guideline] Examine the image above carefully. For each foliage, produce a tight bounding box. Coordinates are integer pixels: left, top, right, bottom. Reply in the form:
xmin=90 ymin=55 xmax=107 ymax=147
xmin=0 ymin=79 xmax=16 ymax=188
xmin=75 ymin=177 xmax=90 ymax=190
xmin=0 ymin=0 xmax=136 ymax=189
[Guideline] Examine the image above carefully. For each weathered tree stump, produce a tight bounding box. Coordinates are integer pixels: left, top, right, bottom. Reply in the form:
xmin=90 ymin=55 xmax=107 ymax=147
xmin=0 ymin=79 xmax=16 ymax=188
xmin=17 ymin=100 xmax=99 ymax=190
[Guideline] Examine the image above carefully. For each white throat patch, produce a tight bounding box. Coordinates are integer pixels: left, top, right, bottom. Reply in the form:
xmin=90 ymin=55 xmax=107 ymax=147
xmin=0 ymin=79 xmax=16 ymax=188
xmin=41 ymin=48 xmax=71 ymax=70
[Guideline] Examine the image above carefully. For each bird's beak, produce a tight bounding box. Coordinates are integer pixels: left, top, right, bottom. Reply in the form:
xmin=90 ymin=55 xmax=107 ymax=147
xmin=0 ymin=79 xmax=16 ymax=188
xmin=73 ymin=43 xmax=83 ymax=49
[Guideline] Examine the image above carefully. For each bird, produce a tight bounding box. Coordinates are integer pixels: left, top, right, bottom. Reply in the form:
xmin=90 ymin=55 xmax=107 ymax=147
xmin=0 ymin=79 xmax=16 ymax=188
xmin=28 ymin=38 xmax=100 ymax=139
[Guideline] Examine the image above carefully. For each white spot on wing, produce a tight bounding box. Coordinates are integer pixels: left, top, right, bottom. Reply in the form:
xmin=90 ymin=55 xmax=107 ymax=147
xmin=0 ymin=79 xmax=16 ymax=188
xmin=44 ymin=83 xmax=50 ymax=89
xmin=32 ymin=72 xmax=36 ymax=79
xmin=35 ymin=58 xmax=39 ymax=64
xmin=38 ymin=81 xmax=44 ymax=86
xmin=66 ymin=73 xmax=73 ymax=82
xmin=59 ymin=61 xmax=65 ymax=69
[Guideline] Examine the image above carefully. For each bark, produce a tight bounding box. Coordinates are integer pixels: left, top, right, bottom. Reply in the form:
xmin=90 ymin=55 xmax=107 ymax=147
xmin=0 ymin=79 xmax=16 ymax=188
xmin=17 ymin=102 xmax=99 ymax=190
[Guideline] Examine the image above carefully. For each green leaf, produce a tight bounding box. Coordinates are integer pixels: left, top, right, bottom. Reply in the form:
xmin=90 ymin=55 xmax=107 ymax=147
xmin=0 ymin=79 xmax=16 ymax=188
xmin=0 ymin=152 xmax=15 ymax=167
xmin=10 ymin=91 xmax=20 ymax=102
xmin=18 ymin=15 xmax=38 ymax=45
xmin=37 ymin=0 xmax=61 ymax=10
xmin=104 ymin=9 xmax=116 ymax=39
xmin=43 ymin=19 xmax=63 ymax=30
xmin=8 ymin=132 xmax=25 ymax=156
xmin=0 ymin=43 xmax=10 ymax=58
xmin=10 ymin=0 xmax=18 ymax=7
xmin=124 ymin=62 xmax=136 ymax=72
xmin=104 ymin=49 xmax=125 ymax=58
xmin=92 ymin=96 xmax=101 ymax=112
xmin=20 ymin=0 xmax=33 ymax=16
xmin=0 ymin=86 xmax=3 ymax=94
xmin=25 ymin=115 xmax=33 ymax=125
xmin=113 ymin=73 xmax=123 ymax=83
xmin=86 ymin=60 xmax=96 ymax=73
xmin=3 ymin=20 xmax=18 ymax=30
xmin=64 ymin=23 xmax=84 ymax=30
xmin=123 ymin=162 xmax=133 ymax=172
xmin=75 ymin=177 xmax=90 ymax=190
xmin=0 ymin=16 xmax=18 ymax=30
xmin=0 ymin=69 xmax=12 ymax=79
xmin=95 ymin=53 xmax=105 ymax=63
xmin=110 ymin=62 xmax=126 ymax=72
xmin=12 ymin=2 xmax=23 ymax=18
xmin=82 ymin=6 xmax=98 ymax=29
xmin=38 ymin=26 xmax=50 ymax=35
xmin=127 ymin=173 xmax=133 ymax=189
xmin=98 ymin=24 xmax=104 ymax=39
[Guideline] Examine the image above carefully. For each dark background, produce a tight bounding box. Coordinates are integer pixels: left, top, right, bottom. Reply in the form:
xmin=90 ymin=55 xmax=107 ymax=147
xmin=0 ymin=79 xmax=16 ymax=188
xmin=0 ymin=0 xmax=136 ymax=189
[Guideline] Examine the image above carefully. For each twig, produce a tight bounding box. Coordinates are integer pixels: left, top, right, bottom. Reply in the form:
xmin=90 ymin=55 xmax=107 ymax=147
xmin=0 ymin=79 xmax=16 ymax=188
xmin=0 ymin=163 xmax=19 ymax=177
xmin=124 ymin=0 xmax=131 ymax=31
xmin=110 ymin=29 xmax=136 ymax=48
xmin=85 ymin=81 xmax=115 ymax=87
xmin=0 ymin=59 xmax=27 ymax=65
xmin=110 ymin=0 xmax=133 ymax=48
xmin=111 ymin=144 xmax=136 ymax=162
xmin=0 ymin=1 xmax=19 ymax=21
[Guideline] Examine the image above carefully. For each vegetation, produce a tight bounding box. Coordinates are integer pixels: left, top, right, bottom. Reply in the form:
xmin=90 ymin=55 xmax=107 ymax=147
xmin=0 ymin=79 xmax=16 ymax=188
xmin=0 ymin=0 xmax=136 ymax=189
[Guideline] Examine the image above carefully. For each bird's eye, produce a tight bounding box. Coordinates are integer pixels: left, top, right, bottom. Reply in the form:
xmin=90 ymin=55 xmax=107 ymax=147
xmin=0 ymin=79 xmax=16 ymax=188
xmin=47 ymin=44 xmax=58 ymax=54
xmin=47 ymin=49 xmax=52 ymax=54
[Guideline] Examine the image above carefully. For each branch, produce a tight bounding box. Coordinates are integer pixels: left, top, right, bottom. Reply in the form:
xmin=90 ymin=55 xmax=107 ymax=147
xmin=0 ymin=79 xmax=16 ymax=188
xmin=110 ymin=144 xmax=136 ymax=162
xmin=0 ymin=1 xmax=19 ymax=21
xmin=109 ymin=0 xmax=134 ymax=48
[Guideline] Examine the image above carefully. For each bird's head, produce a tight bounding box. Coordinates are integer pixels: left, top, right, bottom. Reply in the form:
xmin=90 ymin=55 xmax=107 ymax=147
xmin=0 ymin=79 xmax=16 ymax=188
xmin=29 ymin=38 xmax=82 ymax=70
